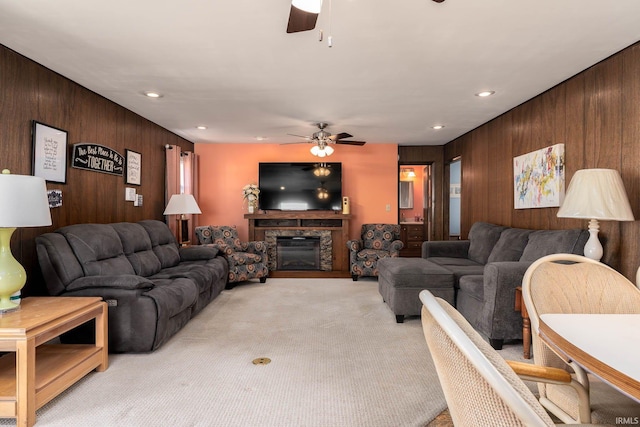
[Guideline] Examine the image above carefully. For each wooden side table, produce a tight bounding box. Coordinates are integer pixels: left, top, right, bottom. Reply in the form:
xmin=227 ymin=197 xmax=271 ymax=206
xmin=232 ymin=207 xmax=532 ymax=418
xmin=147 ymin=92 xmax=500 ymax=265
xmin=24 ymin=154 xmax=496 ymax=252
xmin=514 ymin=286 xmax=531 ymax=359
xmin=0 ymin=297 xmax=108 ymax=427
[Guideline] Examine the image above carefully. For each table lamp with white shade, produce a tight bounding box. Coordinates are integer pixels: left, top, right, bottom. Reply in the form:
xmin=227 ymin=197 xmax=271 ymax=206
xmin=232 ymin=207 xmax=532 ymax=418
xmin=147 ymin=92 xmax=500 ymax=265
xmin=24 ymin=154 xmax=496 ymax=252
xmin=163 ymin=193 xmax=202 ymax=245
xmin=556 ymin=169 xmax=634 ymax=261
xmin=0 ymin=170 xmax=52 ymax=312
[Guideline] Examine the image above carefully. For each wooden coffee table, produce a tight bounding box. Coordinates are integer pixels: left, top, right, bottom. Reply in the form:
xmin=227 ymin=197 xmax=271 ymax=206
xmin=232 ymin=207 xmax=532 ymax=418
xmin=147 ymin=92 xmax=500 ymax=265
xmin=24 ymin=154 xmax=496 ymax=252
xmin=0 ymin=297 xmax=108 ymax=427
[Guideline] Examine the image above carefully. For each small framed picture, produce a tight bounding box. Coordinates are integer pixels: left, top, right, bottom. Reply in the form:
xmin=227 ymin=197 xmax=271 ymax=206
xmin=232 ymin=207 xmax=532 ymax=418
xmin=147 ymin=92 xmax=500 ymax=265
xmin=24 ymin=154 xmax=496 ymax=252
xmin=125 ymin=149 xmax=142 ymax=185
xmin=32 ymin=121 xmax=68 ymax=183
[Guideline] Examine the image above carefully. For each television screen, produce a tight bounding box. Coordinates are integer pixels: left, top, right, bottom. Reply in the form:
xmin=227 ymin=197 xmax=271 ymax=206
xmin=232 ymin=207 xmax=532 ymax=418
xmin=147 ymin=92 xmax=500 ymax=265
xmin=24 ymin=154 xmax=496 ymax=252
xmin=258 ymin=162 xmax=342 ymax=211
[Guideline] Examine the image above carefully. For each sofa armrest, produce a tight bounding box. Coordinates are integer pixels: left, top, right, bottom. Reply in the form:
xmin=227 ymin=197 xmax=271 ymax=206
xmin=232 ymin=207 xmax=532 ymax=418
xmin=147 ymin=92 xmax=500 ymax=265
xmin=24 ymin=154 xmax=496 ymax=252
xmin=389 ymin=240 xmax=404 ymax=256
xmin=481 ymin=261 xmax=532 ymax=337
xmin=66 ymin=275 xmax=155 ymax=292
xmin=422 ymin=240 xmax=470 ymax=259
xmin=346 ymin=239 xmax=362 ymax=253
xmin=179 ymin=245 xmax=219 ymax=261
xmin=203 ymin=243 xmax=234 ymax=256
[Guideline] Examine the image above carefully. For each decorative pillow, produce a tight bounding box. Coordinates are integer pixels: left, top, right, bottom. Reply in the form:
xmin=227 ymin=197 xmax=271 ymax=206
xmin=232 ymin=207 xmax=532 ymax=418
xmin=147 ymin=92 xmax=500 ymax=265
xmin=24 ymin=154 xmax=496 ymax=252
xmin=487 ymin=228 xmax=534 ymax=263
xmin=467 ymin=222 xmax=507 ymax=265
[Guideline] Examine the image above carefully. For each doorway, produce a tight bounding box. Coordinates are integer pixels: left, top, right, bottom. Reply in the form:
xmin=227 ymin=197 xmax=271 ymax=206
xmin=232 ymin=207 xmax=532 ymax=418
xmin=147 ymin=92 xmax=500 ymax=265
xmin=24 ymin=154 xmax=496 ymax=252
xmin=448 ymin=158 xmax=461 ymax=240
xmin=399 ymin=165 xmax=433 ymax=256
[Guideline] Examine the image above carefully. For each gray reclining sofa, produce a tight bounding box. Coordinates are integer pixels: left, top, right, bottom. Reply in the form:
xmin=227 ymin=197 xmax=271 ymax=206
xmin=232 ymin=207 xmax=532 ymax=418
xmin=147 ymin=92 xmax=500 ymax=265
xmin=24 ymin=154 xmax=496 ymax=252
xmin=36 ymin=220 xmax=228 ymax=353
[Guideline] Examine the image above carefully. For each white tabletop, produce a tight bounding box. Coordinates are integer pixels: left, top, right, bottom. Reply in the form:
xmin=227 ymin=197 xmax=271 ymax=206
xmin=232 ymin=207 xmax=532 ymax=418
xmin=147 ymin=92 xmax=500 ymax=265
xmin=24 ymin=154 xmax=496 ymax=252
xmin=539 ymin=313 xmax=640 ymax=401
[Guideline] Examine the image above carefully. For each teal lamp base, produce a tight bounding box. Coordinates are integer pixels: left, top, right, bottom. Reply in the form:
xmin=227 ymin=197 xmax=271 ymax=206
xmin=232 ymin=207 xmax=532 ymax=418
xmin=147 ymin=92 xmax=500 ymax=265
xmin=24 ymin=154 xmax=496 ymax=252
xmin=0 ymin=227 xmax=26 ymax=313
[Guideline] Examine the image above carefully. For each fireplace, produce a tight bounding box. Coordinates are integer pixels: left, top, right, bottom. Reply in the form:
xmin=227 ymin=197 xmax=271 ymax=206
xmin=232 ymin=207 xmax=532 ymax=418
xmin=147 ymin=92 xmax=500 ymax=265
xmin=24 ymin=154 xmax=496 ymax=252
xmin=276 ymin=237 xmax=320 ymax=270
xmin=265 ymin=229 xmax=333 ymax=271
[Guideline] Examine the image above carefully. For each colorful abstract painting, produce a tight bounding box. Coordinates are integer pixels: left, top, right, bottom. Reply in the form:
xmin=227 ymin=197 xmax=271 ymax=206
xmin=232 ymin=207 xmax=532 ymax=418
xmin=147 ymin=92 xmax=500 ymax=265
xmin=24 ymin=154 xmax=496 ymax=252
xmin=513 ymin=144 xmax=565 ymax=209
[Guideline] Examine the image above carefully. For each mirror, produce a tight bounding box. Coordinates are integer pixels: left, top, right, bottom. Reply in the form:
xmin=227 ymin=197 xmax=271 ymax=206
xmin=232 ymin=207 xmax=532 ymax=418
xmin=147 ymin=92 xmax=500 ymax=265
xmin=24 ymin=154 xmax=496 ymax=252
xmin=399 ymin=181 xmax=414 ymax=209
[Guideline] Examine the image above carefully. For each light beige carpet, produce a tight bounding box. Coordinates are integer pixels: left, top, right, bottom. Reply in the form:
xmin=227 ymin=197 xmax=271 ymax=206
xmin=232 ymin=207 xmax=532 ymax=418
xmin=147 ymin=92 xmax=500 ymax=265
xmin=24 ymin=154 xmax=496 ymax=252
xmin=2 ymin=278 xmax=453 ymax=427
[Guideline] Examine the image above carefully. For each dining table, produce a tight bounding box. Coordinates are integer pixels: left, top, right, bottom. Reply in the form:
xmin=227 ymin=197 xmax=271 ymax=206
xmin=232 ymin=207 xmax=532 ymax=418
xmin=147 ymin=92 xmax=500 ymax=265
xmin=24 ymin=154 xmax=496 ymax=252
xmin=538 ymin=313 xmax=640 ymax=403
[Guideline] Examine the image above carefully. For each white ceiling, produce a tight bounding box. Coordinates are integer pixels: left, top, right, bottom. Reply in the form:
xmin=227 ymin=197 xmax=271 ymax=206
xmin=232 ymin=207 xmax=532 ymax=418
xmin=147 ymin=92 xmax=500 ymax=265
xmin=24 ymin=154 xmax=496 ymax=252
xmin=1 ymin=1 xmax=639 ymax=146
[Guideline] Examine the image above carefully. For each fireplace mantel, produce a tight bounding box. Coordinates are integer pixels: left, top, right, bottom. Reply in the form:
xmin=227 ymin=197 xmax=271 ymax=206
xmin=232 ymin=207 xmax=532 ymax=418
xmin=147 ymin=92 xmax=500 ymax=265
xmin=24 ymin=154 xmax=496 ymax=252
xmin=245 ymin=211 xmax=351 ymax=278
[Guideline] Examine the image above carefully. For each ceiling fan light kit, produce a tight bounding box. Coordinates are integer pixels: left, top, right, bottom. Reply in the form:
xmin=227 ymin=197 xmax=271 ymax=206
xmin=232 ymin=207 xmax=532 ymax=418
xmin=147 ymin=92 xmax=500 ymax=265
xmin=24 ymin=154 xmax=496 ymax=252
xmin=287 ymin=122 xmax=366 ymax=157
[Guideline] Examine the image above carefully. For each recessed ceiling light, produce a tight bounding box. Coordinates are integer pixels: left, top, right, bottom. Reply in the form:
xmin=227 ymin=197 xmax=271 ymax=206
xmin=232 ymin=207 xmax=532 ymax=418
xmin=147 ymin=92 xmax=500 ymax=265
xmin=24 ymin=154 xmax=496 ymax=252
xmin=255 ymin=136 xmax=268 ymax=141
xmin=143 ymin=91 xmax=163 ymax=98
xmin=475 ymin=91 xmax=495 ymax=97
xmin=196 ymin=126 xmax=207 ymax=130
xmin=432 ymin=125 xmax=444 ymax=130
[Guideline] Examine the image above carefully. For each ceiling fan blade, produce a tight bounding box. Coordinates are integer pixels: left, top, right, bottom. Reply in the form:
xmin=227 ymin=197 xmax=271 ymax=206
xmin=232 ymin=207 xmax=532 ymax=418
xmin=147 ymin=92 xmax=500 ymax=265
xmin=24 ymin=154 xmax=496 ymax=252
xmin=287 ymin=133 xmax=313 ymax=140
xmin=329 ymin=132 xmax=353 ymax=141
xmin=286 ymin=5 xmax=319 ymax=33
xmin=336 ymin=140 xmax=366 ymax=146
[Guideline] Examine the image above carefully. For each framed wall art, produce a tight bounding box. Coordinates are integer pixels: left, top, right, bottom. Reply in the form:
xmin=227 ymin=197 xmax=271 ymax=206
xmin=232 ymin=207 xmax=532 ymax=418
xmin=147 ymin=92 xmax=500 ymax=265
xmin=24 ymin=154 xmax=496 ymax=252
xmin=125 ymin=149 xmax=142 ymax=185
xmin=32 ymin=121 xmax=68 ymax=183
xmin=513 ymin=143 xmax=565 ymax=209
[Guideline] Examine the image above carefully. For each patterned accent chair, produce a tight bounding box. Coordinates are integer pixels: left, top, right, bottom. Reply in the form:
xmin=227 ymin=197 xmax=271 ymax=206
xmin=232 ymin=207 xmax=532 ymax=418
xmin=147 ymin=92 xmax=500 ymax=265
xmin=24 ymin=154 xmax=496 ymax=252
xmin=195 ymin=225 xmax=268 ymax=286
xmin=347 ymin=224 xmax=404 ymax=281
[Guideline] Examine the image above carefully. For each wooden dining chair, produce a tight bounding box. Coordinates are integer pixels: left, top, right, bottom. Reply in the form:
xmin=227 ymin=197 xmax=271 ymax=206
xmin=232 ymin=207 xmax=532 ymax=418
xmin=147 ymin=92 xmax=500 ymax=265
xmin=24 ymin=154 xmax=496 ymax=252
xmin=522 ymin=253 xmax=640 ymax=424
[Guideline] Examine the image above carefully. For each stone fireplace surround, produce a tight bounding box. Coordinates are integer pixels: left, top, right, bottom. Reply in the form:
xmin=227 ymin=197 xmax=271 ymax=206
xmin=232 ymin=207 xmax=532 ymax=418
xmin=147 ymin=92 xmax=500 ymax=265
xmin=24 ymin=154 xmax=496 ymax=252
xmin=245 ymin=211 xmax=351 ymax=278
xmin=265 ymin=230 xmax=332 ymax=271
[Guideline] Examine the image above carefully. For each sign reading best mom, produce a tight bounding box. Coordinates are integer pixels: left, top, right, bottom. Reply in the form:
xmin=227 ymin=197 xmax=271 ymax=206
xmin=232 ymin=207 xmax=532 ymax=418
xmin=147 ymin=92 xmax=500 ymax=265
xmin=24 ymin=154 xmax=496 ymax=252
xmin=72 ymin=143 xmax=124 ymax=176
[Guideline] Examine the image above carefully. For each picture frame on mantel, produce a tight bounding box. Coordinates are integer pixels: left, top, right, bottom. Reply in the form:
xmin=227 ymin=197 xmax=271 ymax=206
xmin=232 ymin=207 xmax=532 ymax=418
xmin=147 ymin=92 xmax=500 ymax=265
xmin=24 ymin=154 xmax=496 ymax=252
xmin=125 ymin=149 xmax=141 ymax=185
xmin=32 ymin=120 xmax=68 ymax=184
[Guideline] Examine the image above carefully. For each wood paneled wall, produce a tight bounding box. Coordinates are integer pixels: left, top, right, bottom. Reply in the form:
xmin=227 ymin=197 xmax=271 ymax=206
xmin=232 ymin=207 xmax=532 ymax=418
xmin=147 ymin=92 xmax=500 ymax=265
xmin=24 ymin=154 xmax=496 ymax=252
xmin=0 ymin=45 xmax=194 ymax=296
xmin=444 ymin=41 xmax=640 ymax=280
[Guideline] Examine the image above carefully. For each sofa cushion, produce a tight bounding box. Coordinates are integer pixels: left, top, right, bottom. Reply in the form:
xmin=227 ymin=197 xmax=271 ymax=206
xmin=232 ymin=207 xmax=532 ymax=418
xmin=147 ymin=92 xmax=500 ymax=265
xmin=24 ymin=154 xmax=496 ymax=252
xmin=111 ymin=222 xmax=162 ymax=277
xmin=519 ymin=228 xmax=587 ymax=262
xmin=377 ymin=258 xmax=453 ymax=289
xmin=150 ymin=262 xmax=214 ymax=295
xmin=57 ymin=223 xmax=135 ymax=276
xmin=139 ymin=220 xmax=181 ymax=268
xmin=210 ymin=225 xmax=243 ymax=252
xmin=467 ymin=222 xmax=507 ymax=265
xmin=487 ymin=228 xmax=534 ymax=263
xmin=428 ymin=257 xmax=483 ymax=267
xmin=458 ymin=275 xmax=484 ymax=301
xmin=356 ymin=249 xmax=392 ymax=262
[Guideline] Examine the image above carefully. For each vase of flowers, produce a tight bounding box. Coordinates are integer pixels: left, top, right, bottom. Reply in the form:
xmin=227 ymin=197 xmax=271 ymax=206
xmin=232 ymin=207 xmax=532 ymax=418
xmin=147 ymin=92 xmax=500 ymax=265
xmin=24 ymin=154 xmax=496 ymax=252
xmin=242 ymin=183 xmax=260 ymax=214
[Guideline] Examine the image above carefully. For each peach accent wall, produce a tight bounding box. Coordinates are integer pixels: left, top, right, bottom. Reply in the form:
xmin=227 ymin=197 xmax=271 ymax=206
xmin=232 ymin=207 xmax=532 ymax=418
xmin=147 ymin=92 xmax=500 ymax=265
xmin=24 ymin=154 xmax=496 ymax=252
xmin=195 ymin=143 xmax=399 ymax=241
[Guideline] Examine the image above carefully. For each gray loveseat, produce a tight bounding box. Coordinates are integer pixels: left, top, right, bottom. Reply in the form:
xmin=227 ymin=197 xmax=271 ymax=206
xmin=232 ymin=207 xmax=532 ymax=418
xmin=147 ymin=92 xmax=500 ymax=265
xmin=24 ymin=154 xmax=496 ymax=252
xmin=36 ymin=220 xmax=228 ymax=353
xmin=378 ymin=222 xmax=588 ymax=349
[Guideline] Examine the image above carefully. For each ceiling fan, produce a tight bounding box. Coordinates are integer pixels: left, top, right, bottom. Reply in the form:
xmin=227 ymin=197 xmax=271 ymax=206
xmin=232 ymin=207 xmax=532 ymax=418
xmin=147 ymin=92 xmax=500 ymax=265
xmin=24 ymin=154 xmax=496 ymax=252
xmin=286 ymin=122 xmax=366 ymax=157
xmin=286 ymin=0 xmax=445 ymax=34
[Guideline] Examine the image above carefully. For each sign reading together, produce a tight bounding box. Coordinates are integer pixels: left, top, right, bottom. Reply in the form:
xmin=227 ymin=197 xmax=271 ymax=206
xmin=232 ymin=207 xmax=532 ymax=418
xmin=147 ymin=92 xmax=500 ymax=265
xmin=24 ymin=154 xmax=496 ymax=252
xmin=72 ymin=143 xmax=124 ymax=176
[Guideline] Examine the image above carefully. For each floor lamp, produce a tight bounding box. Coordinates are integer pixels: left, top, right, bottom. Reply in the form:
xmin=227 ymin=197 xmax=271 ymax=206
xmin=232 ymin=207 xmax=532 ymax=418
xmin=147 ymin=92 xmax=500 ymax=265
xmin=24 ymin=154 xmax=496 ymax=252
xmin=163 ymin=194 xmax=202 ymax=246
xmin=0 ymin=170 xmax=52 ymax=312
xmin=557 ymin=169 xmax=634 ymax=262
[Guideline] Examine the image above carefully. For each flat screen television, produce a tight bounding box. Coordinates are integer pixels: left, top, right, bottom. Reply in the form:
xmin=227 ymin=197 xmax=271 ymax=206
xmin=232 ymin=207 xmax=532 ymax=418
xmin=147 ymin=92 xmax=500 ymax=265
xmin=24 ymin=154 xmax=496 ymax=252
xmin=258 ymin=162 xmax=342 ymax=211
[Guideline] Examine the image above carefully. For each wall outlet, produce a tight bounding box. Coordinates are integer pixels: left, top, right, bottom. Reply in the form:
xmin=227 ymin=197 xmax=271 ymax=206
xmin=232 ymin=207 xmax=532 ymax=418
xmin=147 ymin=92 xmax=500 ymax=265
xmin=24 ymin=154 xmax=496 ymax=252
xmin=386 ymin=204 xmax=391 ymax=212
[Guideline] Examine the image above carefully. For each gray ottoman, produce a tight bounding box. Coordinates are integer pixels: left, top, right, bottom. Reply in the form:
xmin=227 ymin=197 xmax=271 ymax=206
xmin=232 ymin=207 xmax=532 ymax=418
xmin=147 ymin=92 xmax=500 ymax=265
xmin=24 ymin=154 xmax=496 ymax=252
xmin=378 ymin=258 xmax=455 ymax=323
